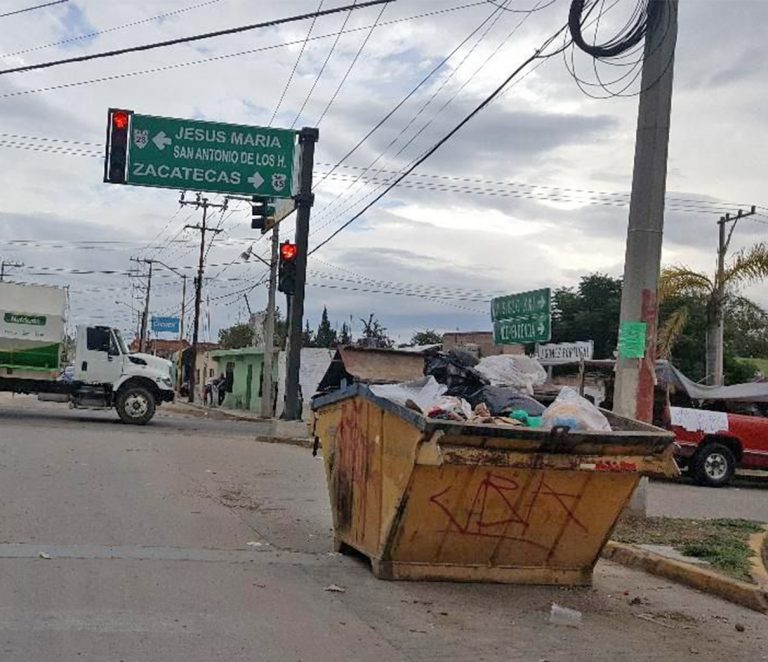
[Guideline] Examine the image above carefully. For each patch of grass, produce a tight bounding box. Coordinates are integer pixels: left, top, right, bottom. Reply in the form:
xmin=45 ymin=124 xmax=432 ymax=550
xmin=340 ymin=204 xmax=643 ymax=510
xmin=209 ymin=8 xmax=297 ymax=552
xmin=613 ymin=516 xmax=764 ymax=583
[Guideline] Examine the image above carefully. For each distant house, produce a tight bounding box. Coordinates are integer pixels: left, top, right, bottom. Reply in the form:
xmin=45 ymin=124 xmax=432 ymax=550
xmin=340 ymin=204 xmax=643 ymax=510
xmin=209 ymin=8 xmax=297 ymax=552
xmin=128 ymin=338 xmax=190 ymax=360
xmin=442 ymin=331 xmax=523 ymax=358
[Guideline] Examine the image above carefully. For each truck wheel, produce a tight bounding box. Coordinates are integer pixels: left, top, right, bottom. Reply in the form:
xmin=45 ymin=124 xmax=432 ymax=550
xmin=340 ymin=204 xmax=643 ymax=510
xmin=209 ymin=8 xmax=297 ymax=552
xmin=691 ymin=442 xmax=735 ymax=487
xmin=116 ymin=386 xmax=156 ymax=425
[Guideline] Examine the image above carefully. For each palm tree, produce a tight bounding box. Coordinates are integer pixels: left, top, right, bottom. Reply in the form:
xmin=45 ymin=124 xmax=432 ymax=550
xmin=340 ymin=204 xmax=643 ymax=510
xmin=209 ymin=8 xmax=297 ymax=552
xmin=658 ymin=243 xmax=768 ymax=385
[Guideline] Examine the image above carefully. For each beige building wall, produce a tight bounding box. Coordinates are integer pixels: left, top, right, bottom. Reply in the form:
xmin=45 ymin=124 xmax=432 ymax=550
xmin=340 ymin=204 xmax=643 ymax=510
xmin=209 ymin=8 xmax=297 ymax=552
xmin=442 ymin=332 xmax=524 ymax=358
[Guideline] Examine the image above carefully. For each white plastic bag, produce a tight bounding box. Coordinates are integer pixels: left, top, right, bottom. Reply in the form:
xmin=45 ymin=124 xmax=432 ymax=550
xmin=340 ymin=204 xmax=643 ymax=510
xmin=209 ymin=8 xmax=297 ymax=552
xmin=475 ymin=355 xmax=547 ymax=395
xmin=541 ymin=387 xmax=611 ymax=432
xmin=370 ymin=376 xmax=447 ymax=413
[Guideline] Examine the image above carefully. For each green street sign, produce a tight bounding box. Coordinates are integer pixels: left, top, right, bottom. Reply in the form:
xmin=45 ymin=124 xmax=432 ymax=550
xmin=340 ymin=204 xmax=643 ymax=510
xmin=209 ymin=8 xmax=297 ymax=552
xmin=120 ymin=113 xmax=298 ymax=198
xmin=491 ymin=288 xmax=551 ymax=344
xmin=4 ymin=312 xmax=46 ymax=326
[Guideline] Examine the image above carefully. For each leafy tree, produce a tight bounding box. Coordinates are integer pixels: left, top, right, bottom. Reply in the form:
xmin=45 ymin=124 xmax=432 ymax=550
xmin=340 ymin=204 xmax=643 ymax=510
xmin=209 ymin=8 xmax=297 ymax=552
xmin=410 ymin=329 xmax=442 ymax=345
xmin=658 ymin=293 xmax=758 ymax=385
xmin=339 ymin=322 xmax=352 ymax=345
xmin=218 ymin=323 xmax=254 ymax=349
xmin=659 ymin=243 xmax=768 ymax=384
xmin=551 ymin=274 xmax=622 ymax=359
xmin=315 ymin=306 xmax=338 ymax=348
xmin=358 ymin=314 xmax=393 ymax=348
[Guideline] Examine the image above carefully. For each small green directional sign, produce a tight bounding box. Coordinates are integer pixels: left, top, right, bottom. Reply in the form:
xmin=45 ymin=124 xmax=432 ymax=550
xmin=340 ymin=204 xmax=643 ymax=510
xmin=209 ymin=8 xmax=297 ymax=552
xmin=123 ymin=113 xmax=298 ymax=198
xmin=491 ymin=287 xmax=551 ymax=345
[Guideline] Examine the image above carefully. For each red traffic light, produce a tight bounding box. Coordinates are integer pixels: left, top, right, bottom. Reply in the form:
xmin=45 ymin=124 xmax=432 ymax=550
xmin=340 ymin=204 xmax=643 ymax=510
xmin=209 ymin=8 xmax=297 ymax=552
xmin=112 ymin=111 xmax=130 ymax=130
xmin=280 ymin=242 xmax=298 ymax=262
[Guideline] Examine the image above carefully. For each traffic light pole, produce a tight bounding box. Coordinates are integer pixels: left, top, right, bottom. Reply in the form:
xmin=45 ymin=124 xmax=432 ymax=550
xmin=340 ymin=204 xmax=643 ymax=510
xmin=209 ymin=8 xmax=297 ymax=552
xmin=283 ymin=127 xmax=318 ymax=421
xmin=260 ymin=223 xmax=280 ymax=418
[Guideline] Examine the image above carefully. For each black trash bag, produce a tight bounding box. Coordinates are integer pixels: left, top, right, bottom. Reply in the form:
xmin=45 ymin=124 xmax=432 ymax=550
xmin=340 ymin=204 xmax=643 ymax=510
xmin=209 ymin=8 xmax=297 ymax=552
xmin=424 ymin=350 xmax=488 ymax=396
xmin=465 ymin=385 xmax=545 ymax=417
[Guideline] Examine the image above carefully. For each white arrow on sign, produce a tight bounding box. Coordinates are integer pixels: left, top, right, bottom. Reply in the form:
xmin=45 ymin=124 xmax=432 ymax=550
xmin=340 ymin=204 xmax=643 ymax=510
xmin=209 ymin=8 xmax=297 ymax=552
xmin=247 ymin=171 xmax=264 ymax=190
xmin=152 ymin=131 xmax=172 ymax=150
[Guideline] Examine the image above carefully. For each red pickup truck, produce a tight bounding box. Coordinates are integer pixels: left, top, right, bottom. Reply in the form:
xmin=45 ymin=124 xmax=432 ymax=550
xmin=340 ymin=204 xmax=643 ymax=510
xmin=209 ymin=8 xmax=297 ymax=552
xmin=670 ymin=405 xmax=768 ymax=487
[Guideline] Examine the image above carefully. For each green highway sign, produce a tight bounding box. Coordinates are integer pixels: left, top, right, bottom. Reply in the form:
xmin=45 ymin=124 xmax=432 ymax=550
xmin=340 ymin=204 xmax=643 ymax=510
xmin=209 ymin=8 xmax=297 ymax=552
xmin=109 ymin=111 xmax=299 ymax=198
xmin=491 ymin=287 xmax=551 ymax=345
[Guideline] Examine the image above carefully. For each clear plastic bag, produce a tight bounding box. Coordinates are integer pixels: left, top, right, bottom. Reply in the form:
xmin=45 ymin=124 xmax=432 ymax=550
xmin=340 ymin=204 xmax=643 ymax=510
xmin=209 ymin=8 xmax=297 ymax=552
xmin=541 ymin=387 xmax=611 ymax=432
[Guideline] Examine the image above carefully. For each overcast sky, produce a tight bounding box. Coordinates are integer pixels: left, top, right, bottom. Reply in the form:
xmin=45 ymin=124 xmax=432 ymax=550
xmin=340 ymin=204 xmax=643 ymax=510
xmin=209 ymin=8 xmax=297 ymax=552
xmin=1 ymin=0 xmax=767 ymax=345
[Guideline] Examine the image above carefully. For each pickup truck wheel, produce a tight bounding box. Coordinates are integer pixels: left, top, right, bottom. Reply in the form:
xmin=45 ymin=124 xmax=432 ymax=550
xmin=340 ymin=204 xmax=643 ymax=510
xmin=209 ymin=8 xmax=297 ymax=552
xmin=116 ymin=386 xmax=156 ymax=425
xmin=691 ymin=442 xmax=735 ymax=487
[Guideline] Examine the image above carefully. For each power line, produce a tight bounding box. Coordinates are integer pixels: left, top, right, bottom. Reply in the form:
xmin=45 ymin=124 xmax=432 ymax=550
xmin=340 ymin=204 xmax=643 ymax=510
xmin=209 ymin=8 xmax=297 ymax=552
xmin=0 ymin=0 xmax=394 ymax=76
xmin=0 ymin=2 xmax=483 ymax=100
xmin=0 ymin=0 xmax=67 ymax=20
xmin=315 ymin=0 xmax=387 ymax=126
xmin=291 ymin=0 xmax=358 ymax=128
xmin=0 ymin=132 xmax=758 ymax=218
xmin=1 ymin=0 xmax=224 ymax=58
xmin=312 ymin=0 xmax=505 ymax=191
xmin=271 ymin=0 xmax=325 ymax=126
xmin=311 ymin=0 xmax=533 ymax=229
xmin=310 ymin=22 xmax=571 ymax=253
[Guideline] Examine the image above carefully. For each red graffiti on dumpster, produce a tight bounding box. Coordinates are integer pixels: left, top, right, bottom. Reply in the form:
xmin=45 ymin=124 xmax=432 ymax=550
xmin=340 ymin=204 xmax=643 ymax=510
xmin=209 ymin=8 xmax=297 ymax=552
xmin=428 ymin=472 xmax=588 ymax=550
xmin=333 ymin=399 xmax=370 ymax=533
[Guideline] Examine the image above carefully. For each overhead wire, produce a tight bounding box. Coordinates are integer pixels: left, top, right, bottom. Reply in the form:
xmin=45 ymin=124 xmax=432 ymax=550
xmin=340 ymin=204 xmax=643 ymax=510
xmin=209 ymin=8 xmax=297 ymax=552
xmin=309 ymin=21 xmax=573 ymax=254
xmin=0 ymin=0 xmax=393 ymax=76
xmin=0 ymin=0 xmax=67 ymax=20
xmin=311 ymin=0 xmax=508 ymax=192
xmin=271 ymin=0 xmax=325 ymax=126
xmin=0 ymin=2 xmax=483 ymax=101
xmin=314 ymin=0 xmax=387 ymax=126
xmin=290 ymin=0 xmax=356 ymax=129
xmin=311 ymin=0 xmax=546 ymax=234
xmin=1 ymin=0 xmax=224 ymax=57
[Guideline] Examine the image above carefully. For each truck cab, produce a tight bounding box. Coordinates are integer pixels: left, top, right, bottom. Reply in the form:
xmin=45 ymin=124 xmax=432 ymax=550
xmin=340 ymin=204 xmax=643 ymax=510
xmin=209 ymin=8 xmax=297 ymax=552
xmin=71 ymin=325 xmax=175 ymax=423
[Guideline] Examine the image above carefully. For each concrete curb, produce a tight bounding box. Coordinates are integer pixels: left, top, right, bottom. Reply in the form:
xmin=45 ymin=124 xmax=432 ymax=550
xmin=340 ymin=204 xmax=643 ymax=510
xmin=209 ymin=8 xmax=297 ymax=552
xmin=602 ymin=541 xmax=768 ymax=614
xmin=165 ymin=401 xmax=313 ymax=448
xmin=748 ymin=527 xmax=768 ymax=589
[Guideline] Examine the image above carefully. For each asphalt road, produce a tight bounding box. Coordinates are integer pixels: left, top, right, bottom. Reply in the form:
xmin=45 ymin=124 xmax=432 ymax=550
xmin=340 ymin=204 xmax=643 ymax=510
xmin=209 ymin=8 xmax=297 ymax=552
xmin=649 ymin=473 xmax=768 ymax=521
xmin=0 ymin=395 xmax=765 ymax=661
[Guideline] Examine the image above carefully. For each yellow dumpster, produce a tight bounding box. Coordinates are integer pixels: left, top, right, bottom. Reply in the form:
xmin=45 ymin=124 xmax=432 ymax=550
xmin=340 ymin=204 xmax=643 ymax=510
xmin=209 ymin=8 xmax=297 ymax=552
xmin=312 ymin=384 xmax=677 ymax=585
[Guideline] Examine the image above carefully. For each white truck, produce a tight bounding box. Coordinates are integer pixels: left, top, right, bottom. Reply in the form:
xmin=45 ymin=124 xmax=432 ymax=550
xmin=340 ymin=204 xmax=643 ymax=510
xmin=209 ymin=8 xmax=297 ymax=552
xmin=0 ymin=282 xmax=174 ymax=424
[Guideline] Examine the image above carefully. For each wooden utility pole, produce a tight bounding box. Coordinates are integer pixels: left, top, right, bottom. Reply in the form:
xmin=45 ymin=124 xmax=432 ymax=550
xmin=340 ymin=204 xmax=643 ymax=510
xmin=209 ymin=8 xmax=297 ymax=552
xmin=261 ymin=223 xmax=280 ymax=418
xmin=130 ymin=257 xmax=154 ymax=353
xmin=180 ymin=193 xmax=226 ymax=403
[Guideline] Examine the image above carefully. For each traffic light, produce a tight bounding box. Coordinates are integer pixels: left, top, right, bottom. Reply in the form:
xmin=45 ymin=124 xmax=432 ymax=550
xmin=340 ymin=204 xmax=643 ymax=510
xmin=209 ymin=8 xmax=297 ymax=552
xmin=278 ymin=241 xmax=298 ymax=295
xmin=251 ymin=196 xmax=270 ymax=231
xmin=104 ymin=108 xmax=132 ymax=184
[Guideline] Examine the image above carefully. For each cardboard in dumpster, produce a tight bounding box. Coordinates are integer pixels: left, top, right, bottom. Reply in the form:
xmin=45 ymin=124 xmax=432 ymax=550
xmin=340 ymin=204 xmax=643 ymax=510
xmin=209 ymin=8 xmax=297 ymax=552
xmin=316 ymin=346 xmax=424 ymax=394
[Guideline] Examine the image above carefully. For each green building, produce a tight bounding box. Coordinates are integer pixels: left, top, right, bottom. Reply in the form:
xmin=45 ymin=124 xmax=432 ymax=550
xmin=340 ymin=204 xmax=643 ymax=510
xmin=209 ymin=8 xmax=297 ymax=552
xmin=211 ymin=347 xmax=278 ymax=414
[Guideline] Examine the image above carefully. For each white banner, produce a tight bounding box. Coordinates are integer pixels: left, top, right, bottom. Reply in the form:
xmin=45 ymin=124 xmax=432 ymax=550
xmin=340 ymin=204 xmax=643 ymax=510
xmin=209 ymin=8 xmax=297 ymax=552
xmin=536 ymin=340 xmax=594 ymax=365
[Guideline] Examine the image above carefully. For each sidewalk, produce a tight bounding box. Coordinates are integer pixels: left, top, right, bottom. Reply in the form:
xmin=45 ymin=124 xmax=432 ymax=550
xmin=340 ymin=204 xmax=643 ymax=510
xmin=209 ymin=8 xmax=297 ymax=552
xmin=165 ymin=400 xmax=312 ymax=447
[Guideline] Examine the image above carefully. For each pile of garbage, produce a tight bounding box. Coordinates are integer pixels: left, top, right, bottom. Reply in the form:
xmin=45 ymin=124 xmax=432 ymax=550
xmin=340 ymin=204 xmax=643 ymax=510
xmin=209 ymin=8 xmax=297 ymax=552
xmin=370 ymin=349 xmax=611 ymax=432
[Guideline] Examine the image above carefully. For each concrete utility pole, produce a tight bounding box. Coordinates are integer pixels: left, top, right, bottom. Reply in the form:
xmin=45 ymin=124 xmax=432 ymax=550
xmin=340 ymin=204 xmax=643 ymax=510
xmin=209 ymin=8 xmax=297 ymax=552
xmin=0 ymin=259 xmax=24 ymax=282
xmin=261 ymin=223 xmax=280 ymax=418
xmin=613 ymin=0 xmax=678 ymax=516
xmin=180 ymin=193 xmax=226 ymax=403
xmin=283 ymin=127 xmax=318 ymax=421
xmin=613 ymin=0 xmax=678 ymax=423
xmin=713 ymin=207 xmax=756 ymax=385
